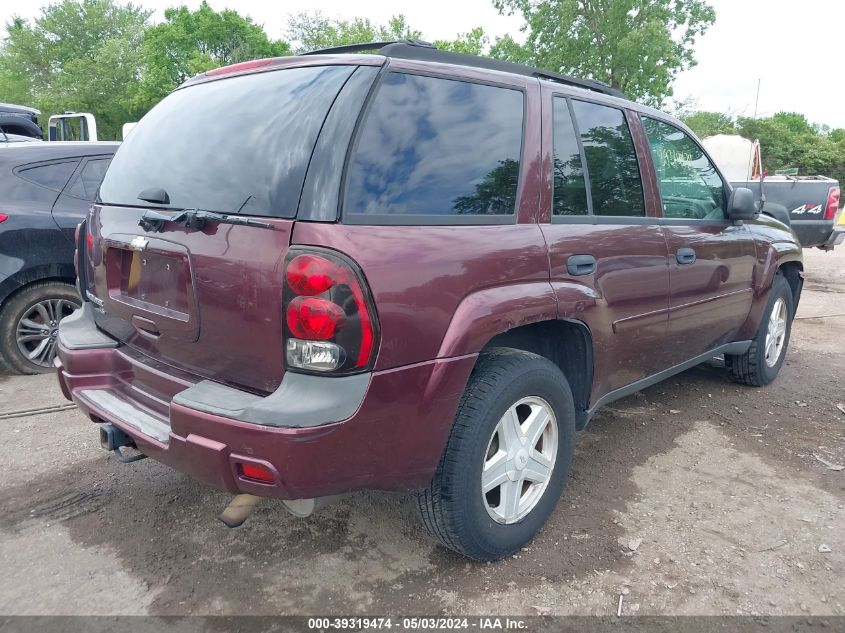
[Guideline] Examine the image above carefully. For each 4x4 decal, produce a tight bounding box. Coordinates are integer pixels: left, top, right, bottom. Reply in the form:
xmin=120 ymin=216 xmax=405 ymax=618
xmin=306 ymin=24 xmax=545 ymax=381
xmin=791 ymin=203 xmax=823 ymax=215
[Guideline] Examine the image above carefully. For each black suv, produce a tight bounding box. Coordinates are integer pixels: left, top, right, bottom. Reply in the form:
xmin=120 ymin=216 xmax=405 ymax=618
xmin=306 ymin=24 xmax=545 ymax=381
xmin=0 ymin=142 xmax=118 ymax=373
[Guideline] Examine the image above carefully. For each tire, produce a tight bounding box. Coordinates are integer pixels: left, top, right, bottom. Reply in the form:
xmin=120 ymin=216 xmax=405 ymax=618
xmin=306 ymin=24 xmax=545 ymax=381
xmin=725 ymin=273 xmax=793 ymax=386
xmin=416 ymin=348 xmax=576 ymax=561
xmin=0 ymin=281 xmax=81 ymax=374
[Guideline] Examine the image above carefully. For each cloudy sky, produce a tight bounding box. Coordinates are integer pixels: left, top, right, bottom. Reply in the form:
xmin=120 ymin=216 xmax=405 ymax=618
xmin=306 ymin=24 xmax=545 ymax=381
xmin=4 ymin=0 xmax=844 ymax=128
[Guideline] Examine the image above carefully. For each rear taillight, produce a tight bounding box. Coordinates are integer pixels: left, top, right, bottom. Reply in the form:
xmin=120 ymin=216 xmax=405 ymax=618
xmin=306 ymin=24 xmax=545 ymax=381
xmin=282 ymin=249 xmax=378 ymax=374
xmin=0 ymin=213 xmax=8 ymax=223
xmin=824 ymin=186 xmax=840 ymax=221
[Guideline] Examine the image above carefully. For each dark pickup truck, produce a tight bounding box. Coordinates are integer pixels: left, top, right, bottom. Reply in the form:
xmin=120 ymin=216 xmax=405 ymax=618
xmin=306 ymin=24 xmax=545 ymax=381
xmin=703 ymin=135 xmax=842 ymax=250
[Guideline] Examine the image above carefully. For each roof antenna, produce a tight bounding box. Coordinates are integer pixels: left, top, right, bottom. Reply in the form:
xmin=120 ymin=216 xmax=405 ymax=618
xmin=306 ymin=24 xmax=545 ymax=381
xmin=747 ymin=78 xmax=765 ymax=214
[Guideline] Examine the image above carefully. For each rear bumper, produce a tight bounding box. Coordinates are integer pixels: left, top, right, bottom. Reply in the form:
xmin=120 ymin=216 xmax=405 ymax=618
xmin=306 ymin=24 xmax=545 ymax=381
xmin=820 ymin=227 xmax=844 ymax=251
xmin=56 ymin=309 xmax=476 ymax=500
xmin=790 ymin=220 xmax=836 ymax=248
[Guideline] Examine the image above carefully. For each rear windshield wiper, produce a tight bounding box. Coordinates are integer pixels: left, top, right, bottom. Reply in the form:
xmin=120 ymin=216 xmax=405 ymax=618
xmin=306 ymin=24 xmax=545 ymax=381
xmin=138 ymin=208 xmax=275 ymax=233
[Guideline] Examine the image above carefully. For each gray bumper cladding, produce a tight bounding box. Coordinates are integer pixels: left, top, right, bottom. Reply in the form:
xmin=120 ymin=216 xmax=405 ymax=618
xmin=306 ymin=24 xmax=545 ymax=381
xmin=58 ymin=303 xmax=118 ymax=350
xmin=172 ymin=371 xmax=371 ymax=428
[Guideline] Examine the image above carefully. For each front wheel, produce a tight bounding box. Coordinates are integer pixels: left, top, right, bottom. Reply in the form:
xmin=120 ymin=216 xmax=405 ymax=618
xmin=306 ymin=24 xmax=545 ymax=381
xmin=725 ymin=273 xmax=794 ymax=386
xmin=416 ymin=348 xmax=575 ymax=561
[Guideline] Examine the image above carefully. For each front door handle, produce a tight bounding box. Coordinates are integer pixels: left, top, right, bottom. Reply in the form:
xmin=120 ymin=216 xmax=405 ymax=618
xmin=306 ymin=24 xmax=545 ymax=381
xmin=567 ymin=254 xmax=597 ymax=276
xmin=676 ymin=247 xmax=696 ymax=265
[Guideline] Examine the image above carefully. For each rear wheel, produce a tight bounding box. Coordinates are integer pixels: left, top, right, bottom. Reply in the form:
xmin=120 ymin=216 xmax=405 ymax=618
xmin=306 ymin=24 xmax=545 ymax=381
xmin=0 ymin=281 xmax=80 ymax=374
xmin=725 ymin=274 xmax=794 ymax=386
xmin=416 ymin=348 xmax=575 ymax=561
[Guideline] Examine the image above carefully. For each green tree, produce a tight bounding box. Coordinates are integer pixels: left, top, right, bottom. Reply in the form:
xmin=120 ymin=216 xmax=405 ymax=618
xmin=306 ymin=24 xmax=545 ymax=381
xmin=735 ymin=112 xmax=845 ymax=183
xmin=286 ymin=12 xmax=490 ymax=56
xmin=138 ymin=1 xmax=289 ymax=110
xmin=492 ymin=0 xmax=716 ymax=104
xmin=286 ymin=12 xmax=421 ymax=53
xmin=435 ymin=27 xmax=490 ymax=55
xmin=681 ymin=110 xmax=736 ymax=138
xmin=0 ymin=0 xmax=150 ymax=139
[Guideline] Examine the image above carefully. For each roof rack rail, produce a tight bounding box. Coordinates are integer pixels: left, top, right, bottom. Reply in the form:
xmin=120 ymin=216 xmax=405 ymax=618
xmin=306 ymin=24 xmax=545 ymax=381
xmin=303 ymin=40 xmax=625 ymax=99
xmin=378 ymin=42 xmax=625 ymax=98
xmin=302 ymin=39 xmax=435 ymax=56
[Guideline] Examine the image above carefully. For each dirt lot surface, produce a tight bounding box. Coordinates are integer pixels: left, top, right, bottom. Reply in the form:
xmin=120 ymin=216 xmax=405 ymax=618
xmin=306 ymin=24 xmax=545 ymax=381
xmin=0 ymin=249 xmax=843 ymax=618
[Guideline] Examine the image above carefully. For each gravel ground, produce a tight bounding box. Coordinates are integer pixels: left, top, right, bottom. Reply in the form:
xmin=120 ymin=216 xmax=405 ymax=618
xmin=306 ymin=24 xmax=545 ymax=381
xmin=0 ymin=249 xmax=843 ymax=617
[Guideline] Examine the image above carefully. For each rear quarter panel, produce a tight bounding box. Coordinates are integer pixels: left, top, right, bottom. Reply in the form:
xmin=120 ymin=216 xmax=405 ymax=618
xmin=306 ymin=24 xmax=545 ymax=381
xmin=290 ymin=223 xmax=554 ymax=370
xmin=292 ymin=60 xmax=552 ymax=371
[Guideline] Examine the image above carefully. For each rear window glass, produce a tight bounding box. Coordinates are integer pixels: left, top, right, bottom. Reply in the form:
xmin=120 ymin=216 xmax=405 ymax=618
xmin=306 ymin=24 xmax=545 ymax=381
xmin=99 ymin=65 xmax=355 ymax=217
xmin=17 ymin=160 xmax=78 ymax=191
xmin=571 ymin=100 xmax=644 ymax=217
xmin=345 ymin=72 xmax=524 ymax=217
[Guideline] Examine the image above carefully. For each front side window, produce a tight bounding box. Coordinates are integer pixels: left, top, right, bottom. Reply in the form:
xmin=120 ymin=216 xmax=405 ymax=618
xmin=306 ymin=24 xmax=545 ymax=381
xmin=552 ymin=97 xmax=588 ymax=216
xmin=642 ymin=117 xmax=726 ymax=220
xmin=571 ymin=100 xmax=644 ymax=217
xmin=345 ymin=72 xmax=524 ymax=217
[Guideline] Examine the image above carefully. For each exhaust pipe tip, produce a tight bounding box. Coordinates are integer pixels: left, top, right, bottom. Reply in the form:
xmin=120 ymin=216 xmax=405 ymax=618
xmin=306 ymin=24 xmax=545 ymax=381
xmin=219 ymin=494 xmax=262 ymax=528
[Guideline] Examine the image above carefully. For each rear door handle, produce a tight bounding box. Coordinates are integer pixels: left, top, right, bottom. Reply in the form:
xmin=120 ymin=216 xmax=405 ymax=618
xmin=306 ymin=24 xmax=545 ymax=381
xmin=567 ymin=254 xmax=597 ymax=276
xmin=676 ymin=248 xmax=696 ymax=265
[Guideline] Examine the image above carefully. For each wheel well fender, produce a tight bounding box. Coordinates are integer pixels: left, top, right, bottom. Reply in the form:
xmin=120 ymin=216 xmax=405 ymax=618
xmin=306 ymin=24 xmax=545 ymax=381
xmin=481 ymin=319 xmax=594 ymax=429
xmin=737 ymin=246 xmax=803 ymax=340
xmin=436 ymin=281 xmax=559 ymax=359
xmin=777 ymin=260 xmax=803 ymax=307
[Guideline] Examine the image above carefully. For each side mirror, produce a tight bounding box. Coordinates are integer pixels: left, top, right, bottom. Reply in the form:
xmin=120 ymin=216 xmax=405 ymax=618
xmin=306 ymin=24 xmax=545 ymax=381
xmin=728 ymin=187 xmax=758 ymax=221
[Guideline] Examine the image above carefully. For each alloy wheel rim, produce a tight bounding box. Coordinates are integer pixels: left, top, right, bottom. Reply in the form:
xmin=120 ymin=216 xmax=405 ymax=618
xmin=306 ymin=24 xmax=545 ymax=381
xmin=764 ymin=297 xmax=788 ymax=368
xmin=481 ymin=396 xmax=558 ymax=525
xmin=15 ymin=298 xmax=79 ymax=368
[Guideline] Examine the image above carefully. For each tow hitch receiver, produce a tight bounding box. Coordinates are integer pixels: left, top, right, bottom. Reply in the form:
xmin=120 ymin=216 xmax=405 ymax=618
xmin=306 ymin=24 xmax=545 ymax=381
xmin=99 ymin=423 xmax=147 ymax=463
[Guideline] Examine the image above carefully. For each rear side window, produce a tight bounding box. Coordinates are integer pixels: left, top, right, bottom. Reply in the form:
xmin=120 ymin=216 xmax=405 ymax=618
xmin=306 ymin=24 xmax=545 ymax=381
xmin=17 ymin=160 xmax=78 ymax=191
xmin=570 ymin=100 xmax=644 ymax=217
xmin=67 ymin=157 xmax=112 ymax=201
xmin=641 ymin=117 xmax=726 ymax=219
xmin=99 ymin=65 xmax=355 ymax=217
xmin=345 ymin=73 xmax=524 ymax=219
xmin=552 ymin=98 xmax=588 ymax=216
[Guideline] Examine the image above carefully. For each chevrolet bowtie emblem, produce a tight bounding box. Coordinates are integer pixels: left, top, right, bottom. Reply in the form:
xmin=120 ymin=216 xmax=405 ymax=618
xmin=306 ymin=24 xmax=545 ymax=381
xmin=130 ymin=236 xmax=149 ymax=251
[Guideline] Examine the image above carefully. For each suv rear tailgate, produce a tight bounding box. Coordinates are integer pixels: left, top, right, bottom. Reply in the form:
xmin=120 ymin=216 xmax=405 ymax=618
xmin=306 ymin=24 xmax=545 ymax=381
xmin=88 ymin=205 xmax=293 ymax=393
xmin=84 ymin=63 xmax=366 ymax=394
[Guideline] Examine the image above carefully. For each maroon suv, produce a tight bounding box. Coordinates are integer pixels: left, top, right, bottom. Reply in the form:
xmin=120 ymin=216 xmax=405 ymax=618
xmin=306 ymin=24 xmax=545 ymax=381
xmin=56 ymin=41 xmax=802 ymax=561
